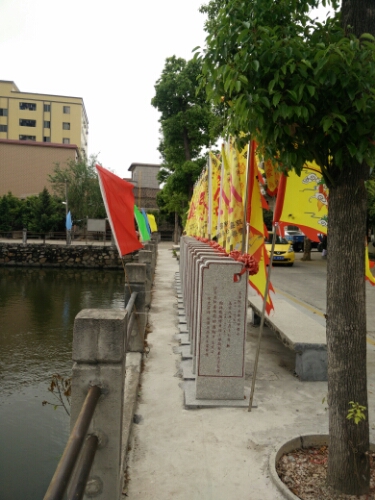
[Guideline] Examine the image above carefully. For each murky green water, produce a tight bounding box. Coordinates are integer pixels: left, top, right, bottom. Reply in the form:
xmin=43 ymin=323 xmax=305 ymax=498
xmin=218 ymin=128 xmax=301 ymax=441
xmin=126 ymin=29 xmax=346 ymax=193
xmin=0 ymin=267 xmax=125 ymax=500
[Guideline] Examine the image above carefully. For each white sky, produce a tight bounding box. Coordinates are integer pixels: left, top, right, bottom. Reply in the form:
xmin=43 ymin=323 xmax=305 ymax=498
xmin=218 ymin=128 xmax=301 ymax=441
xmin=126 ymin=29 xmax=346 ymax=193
xmin=0 ymin=0 xmax=207 ymax=178
xmin=1 ymin=0 xmax=332 ymax=180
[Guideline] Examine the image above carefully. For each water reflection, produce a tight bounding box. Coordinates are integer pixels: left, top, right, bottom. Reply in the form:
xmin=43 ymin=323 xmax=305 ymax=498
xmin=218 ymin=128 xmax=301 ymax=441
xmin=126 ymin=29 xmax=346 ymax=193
xmin=0 ymin=267 xmax=125 ymax=500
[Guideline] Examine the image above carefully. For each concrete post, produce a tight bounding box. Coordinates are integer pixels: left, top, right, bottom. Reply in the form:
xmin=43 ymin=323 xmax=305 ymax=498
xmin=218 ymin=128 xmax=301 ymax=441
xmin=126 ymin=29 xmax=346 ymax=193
xmin=124 ymin=263 xmax=148 ymax=352
xmin=22 ymin=228 xmax=27 ymax=246
xmin=143 ymin=242 xmax=156 ymax=277
xmin=138 ymin=250 xmax=152 ymax=291
xmin=70 ymin=309 xmax=127 ymax=499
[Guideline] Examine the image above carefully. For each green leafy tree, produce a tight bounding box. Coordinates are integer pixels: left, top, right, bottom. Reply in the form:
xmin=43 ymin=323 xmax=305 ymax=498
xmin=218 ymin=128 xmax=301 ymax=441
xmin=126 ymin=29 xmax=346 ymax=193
xmin=49 ymin=154 xmax=106 ymax=224
xmin=18 ymin=196 xmax=39 ymax=230
xmin=28 ymin=188 xmax=63 ymax=240
xmin=200 ymin=0 xmax=375 ymax=494
xmin=151 ymin=56 xmax=221 ymax=225
xmin=0 ymin=195 xmax=13 ymax=232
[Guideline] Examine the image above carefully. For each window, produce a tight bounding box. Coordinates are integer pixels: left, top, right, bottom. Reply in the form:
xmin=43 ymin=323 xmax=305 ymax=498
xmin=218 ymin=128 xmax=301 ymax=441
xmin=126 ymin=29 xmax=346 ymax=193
xmin=19 ymin=135 xmax=36 ymax=141
xmin=0 ymin=108 xmax=8 ymax=116
xmin=62 ymin=122 xmax=70 ymax=130
xmin=63 ymin=138 xmax=70 ymax=144
xmin=44 ymin=121 xmax=50 ymax=128
xmin=20 ymin=119 xmax=36 ymax=127
xmin=19 ymin=102 xmax=36 ymax=111
xmin=43 ymin=136 xmax=51 ymax=142
xmin=0 ymin=125 xmax=7 ymax=132
xmin=44 ymin=104 xmax=51 ymax=112
xmin=63 ymin=106 xmax=70 ymax=114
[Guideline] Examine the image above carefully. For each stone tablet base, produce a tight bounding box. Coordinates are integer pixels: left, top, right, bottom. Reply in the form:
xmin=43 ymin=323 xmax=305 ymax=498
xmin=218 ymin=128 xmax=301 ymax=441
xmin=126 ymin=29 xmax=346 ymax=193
xmin=183 ymin=381 xmax=256 ymax=409
xmin=173 ymin=345 xmax=192 ymax=359
xmin=175 ymin=333 xmax=190 ymax=344
xmin=180 ymin=360 xmax=196 ymax=380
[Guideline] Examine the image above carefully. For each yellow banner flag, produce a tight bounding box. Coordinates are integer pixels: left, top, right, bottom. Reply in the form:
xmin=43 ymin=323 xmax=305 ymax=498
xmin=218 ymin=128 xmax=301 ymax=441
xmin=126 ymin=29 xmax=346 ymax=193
xmin=147 ymin=214 xmax=158 ymax=232
xmin=263 ymin=158 xmax=280 ymax=197
xmin=247 ymin=140 xmax=274 ymax=314
xmin=225 ymin=140 xmax=247 ymax=252
xmin=366 ymin=244 xmax=375 ymax=286
xmin=209 ymin=152 xmax=221 ymax=239
xmin=185 ymin=180 xmax=200 ymax=236
xmin=274 ymin=161 xmax=328 ymax=241
xmin=217 ymin=145 xmax=231 ymax=247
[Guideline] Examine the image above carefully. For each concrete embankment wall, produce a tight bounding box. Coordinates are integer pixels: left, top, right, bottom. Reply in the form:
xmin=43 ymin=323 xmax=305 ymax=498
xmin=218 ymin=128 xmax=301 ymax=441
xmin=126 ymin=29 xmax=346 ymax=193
xmin=0 ymin=243 xmax=133 ymax=269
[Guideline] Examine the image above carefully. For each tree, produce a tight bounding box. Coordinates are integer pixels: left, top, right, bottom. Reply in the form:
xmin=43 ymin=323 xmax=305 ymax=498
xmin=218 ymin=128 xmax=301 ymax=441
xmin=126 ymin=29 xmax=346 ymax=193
xmin=49 ymin=154 xmax=106 ymax=224
xmin=200 ymin=0 xmax=375 ymax=494
xmin=151 ymin=56 xmax=221 ymax=229
xmin=28 ymin=188 xmax=63 ymax=241
xmin=0 ymin=195 xmax=12 ymax=232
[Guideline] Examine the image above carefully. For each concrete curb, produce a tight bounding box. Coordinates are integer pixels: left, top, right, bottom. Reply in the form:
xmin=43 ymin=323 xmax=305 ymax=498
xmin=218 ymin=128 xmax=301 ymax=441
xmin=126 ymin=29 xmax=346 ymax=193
xmin=269 ymin=434 xmax=375 ymax=499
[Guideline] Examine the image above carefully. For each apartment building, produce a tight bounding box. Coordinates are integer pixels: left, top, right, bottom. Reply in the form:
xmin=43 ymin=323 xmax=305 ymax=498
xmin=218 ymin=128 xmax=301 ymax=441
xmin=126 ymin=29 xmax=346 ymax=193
xmin=0 ymin=80 xmax=88 ymax=156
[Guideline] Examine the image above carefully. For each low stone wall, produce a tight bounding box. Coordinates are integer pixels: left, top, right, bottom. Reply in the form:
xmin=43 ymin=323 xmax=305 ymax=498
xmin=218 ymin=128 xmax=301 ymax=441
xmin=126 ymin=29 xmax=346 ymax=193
xmin=0 ymin=243 xmax=134 ymax=268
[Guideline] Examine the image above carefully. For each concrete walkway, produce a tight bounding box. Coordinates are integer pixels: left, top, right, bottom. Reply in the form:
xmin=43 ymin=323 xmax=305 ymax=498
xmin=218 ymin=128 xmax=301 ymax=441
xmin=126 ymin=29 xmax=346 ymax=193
xmin=123 ymin=242 xmax=375 ymax=500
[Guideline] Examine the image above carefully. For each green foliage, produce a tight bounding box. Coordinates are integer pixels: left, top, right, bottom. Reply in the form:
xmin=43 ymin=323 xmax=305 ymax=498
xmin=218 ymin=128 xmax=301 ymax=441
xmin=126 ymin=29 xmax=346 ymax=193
xmin=28 ymin=188 xmax=63 ymax=234
xmin=263 ymin=209 xmax=273 ymax=230
xmin=49 ymin=154 xmax=106 ymax=223
xmin=0 ymin=191 xmax=65 ymax=233
xmin=151 ymin=56 xmax=221 ymax=219
xmin=347 ymin=401 xmax=367 ymax=425
xmin=0 ymin=194 xmax=14 ymax=232
xmin=199 ymin=0 xmax=375 ymax=186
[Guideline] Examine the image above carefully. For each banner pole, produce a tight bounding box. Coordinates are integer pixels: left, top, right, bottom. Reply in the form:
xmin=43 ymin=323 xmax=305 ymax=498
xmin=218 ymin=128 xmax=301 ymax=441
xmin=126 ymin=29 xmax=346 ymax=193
xmin=248 ymin=226 xmax=277 ymax=411
xmin=241 ymin=140 xmax=252 ymax=254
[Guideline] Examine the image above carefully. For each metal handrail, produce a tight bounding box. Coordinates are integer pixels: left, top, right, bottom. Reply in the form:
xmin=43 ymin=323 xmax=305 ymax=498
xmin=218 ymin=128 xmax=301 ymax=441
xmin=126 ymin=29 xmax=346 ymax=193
xmin=67 ymin=434 xmax=99 ymax=500
xmin=43 ymin=385 xmax=102 ymax=500
xmin=125 ymin=291 xmax=137 ymax=315
xmin=125 ymin=291 xmax=138 ymax=349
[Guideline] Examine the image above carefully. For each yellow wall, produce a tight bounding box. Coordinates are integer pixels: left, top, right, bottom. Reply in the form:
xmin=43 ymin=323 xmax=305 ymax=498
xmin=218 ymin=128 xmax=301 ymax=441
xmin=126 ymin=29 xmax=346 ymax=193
xmin=0 ymin=81 xmax=88 ymax=156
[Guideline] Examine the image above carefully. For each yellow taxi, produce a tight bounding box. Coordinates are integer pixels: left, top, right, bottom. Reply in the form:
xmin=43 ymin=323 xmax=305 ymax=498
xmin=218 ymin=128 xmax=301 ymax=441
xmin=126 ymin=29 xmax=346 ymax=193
xmin=265 ymin=233 xmax=295 ymax=266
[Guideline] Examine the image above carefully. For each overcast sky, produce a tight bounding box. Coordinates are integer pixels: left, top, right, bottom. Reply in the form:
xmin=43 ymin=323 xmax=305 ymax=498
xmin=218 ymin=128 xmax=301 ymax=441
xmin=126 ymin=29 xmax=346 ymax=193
xmin=1 ymin=0 xmax=207 ymax=178
xmin=1 ymin=0 xmax=331 ymax=180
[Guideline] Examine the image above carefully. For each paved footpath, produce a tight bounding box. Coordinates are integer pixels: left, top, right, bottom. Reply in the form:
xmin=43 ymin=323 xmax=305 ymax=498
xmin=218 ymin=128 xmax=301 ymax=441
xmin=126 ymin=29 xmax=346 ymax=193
xmin=123 ymin=242 xmax=375 ymax=500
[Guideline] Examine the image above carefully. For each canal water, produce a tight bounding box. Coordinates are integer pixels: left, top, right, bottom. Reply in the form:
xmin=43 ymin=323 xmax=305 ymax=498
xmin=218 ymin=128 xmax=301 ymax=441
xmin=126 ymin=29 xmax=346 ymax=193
xmin=0 ymin=266 xmax=126 ymax=500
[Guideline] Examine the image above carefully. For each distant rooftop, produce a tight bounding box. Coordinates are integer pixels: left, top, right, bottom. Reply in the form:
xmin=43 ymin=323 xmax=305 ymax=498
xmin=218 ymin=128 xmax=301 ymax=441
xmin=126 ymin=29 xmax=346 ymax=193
xmin=128 ymin=162 xmax=161 ymax=171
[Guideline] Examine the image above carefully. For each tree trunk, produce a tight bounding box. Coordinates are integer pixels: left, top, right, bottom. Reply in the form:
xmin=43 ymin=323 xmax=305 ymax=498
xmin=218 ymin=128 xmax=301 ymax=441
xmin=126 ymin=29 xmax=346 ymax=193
xmin=301 ymin=237 xmax=311 ymax=261
xmin=326 ymin=162 xmax=370 ymax=494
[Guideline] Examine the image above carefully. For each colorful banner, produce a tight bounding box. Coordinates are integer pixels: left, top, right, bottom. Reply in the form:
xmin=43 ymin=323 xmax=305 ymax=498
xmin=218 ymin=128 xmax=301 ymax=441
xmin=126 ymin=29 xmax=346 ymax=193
xmin=273 ymin=161 xmax=328 ymax=241
xmin=263 ymin=158 xmax=280 ymax=197
xmin=147 ymin=213 xmax=158 ymax=232
xmin=66 ymin=211 xmax=72 ymax=230
xmin=366 ymin=244 xmax=375 ymax=286
xmin=225 ymin=140 xmax=246 ymax=252
xmin=96 ymin=165 xmax=142 ymax=256
xmin=247 ymin=141 xmax=274 ymax=314
xmin=209 ymin=152 xmax=221 ymax=238
xmin=134 ymin=205 xmax=151 ymax=242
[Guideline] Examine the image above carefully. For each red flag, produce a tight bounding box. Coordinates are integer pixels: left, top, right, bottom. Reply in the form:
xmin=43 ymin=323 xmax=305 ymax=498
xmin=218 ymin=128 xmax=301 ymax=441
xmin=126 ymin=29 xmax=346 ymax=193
xmin=96 ymin=164 xmax=143 ymax=256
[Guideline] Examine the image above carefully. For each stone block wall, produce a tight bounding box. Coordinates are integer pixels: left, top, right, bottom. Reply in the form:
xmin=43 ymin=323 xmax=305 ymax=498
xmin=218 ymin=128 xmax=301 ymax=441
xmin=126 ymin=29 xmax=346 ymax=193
xmin=0 ymin=243 xmax=134 ymax=269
